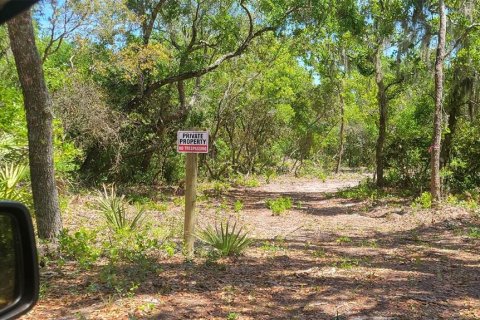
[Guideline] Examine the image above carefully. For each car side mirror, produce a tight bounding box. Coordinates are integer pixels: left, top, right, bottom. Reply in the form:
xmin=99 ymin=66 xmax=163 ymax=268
xmin=0 ymin=0 xmax=39 ymax=24
xmin=0 ymin=202 xmax=39 ymax=320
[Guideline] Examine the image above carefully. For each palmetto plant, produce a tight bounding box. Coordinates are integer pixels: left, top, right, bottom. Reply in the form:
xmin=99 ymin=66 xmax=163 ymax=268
xmin=197 ymin=221 xmax=252 ymax=256
xmin=0 ymin=163 xmax=29 ymax=202
xmin=96 ymin=184 xmax=145 ymax=232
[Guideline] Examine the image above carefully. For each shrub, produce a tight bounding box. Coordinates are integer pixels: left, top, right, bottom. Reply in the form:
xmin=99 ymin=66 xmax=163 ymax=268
xmin=59 ymin=228 xmax=100 ymax=268
xmin=265 ymin=168 xmax=277 ymax=183
xmin=233 ymin=200 xmax=243 ymax=212
xmin=412 ymin=192 xmax=432 ymax=209
xmin=96 ymin=185 xmax=145 ymax=232
xmin=337 ymin=180 xmax=381 ymax=201
xmin=266 ymin=196 xmax=292 ymax=215
xmin=197 ymin=222 xmax=251 ymax=256
xmin=233 ymin=175 xmax=260 ymax=188
xmin=103 ymin=228 xmax=160 ymax=263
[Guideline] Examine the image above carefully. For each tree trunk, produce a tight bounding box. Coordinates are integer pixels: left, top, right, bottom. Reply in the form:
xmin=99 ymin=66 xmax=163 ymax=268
xmin=375 ymin=41 xmax=387 ymax=188
xmin=335 ymin=82 xmax=345 ymax=174
xmin=8 ymin=10 xmax=62 ymax=240
xmin=431 ymin=0 xmax=446 ymax=204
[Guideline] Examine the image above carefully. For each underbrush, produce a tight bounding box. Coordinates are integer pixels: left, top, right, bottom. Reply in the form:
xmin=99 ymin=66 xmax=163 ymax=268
xmin=266 ymin=196 xmax=292 ymax=215
xmin=337 ymin=180 xmax=383 ymax=201
xmin=55 ymin=223 xmax=175 ymax=297
xmin=295 ymin=160 xmax=328 ymax=181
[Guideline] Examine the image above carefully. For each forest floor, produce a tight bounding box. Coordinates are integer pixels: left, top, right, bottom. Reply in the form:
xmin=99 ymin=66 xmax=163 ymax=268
xmin=22 ymin=174 xmax=480 ymax=320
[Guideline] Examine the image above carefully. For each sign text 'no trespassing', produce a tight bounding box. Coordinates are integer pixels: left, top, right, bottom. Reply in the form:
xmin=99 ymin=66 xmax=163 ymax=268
xmin=177 ymin=131 xmax=209 ymax=153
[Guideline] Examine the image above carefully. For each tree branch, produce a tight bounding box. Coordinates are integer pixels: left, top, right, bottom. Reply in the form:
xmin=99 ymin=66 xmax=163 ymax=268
xmin=444 ymin=23 xmax=480 ymax=58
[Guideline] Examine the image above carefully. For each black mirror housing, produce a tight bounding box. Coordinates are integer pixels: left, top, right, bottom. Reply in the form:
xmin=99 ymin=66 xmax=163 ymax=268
xmin=0 ymin=201 xmax=39 ymax=320
xmin=0 ymin=0 xmax=39 ymax=24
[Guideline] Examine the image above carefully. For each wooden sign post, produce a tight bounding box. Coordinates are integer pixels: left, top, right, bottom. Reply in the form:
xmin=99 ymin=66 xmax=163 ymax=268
xmin=177 ymin=131 xmax=209 ymax=258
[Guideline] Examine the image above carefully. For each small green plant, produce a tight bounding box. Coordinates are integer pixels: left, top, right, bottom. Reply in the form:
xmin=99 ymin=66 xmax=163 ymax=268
xmin=467 ymin=227 xmax=480 ymax=239
xmin=244 ymin=177 xmax=260 ymax=187
xmin=161 ymin=240 xmax=176 ymax=257
xmin=234 ymin=175 xmax=260 ymax=187
xmin=296 ymin=200 xmax=304 ymax=209
xmin=265 ymin=168 xmax=277 ymax=183
xmin=336 ymin=236 xmax=352 ymax=244
xmin=59 ymin=228 xmax=101 ymax=269
xmin=131 ymin=196 xmax=168 ymax=212
xmin=96 ymin=185 xmax=145 ymax=232
xmin=266 ymin=196 xmax=292 ymax=215
xmin=311 ymin=248 xmax=326 ymax=258
xmin=233 ymin=200 xmax=243 ymax=212
xmin=219 ymin=199 xmax=229 ymax=210
xmin=212 ymin=181 xmax=231 ymax=195
xmin=260 ymin=240 xmax=285 ymax=252
xmin=197 ymin=222 xmax=251 ymax=256
xmin=446 ymin=194 xmax=459 ymax=205
xmin=226 ymin=312 xmax=239 ymax=320
xmin=412 ymin=192 xmax=432 ymax=209
xmin=360 ymin=239 xmax=378 ymax=248
xmin=173 ymin=196 xmax=185 ymax=207
xmin=335 ymin=257 xmax=360 ymax=269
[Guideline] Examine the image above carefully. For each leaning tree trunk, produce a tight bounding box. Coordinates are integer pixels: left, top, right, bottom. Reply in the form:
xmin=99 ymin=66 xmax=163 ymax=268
xmin=8 ymin=9 xmax=62 ymax=240
xmin=374 ymin=41 xmax=388 ymax=188
xmin=431 ymin=0 xmax=446 ymax=204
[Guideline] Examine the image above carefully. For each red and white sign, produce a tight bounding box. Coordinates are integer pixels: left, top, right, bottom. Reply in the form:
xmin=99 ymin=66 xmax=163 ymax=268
xmin=177 ymin=131 xmax=209 ymax=153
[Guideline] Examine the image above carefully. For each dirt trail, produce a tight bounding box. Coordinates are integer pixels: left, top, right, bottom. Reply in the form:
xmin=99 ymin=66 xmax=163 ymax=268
xmin=22 ymin=175 xmax=480 ymax=320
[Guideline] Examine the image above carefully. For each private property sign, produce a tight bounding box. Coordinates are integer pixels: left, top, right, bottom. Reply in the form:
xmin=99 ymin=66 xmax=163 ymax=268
xmin=177 ymin=131 xmax=209 ymax=153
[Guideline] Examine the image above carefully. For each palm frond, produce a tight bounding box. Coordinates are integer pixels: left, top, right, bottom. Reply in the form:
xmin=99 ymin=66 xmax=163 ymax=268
xmin=197 ymin=221 xmax=251 ymax=256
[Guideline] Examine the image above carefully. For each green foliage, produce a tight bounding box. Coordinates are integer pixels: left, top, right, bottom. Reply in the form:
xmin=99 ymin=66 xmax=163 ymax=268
xmin=233 ymin=200 xmax=243 ymax=212
xmin=467 ymin=227 xmax=480 ymax=239
xmin=172 ymin=197 xmax=185 ymax=207
xmin=335 ymin=257 xmax=361 ymax=269
xmin=412 ymin=192 xmax=432 ymax=209
xmin=311 ymin=248 xmax=326 ymax=258
xmin=265 ymin=168 xmax=277 ymax=183
xmin=197 ymin=222 xmax=251 ymax=256
xmin=266 ymin=197 xmax=292 ymax=215
xmin=226 ymin=312 xmax=239 ymax=320
xmin=0 ymin=163 xmax=31 ymax=205
xmin=337 ymin=181 xmax=381 ymax=201
xmin=260 ymin=239 xmax=286 ymax=253
xmin=212 ymin=181 xmax=231 ymax=195
xmin=336 ymin=236 xmax=352 ymax=244
xmin=96 ymin=185 xmax=145 ymax=232
xmin=296 ymin=160 xmax=328 ymax=181
xmin=232 ymin=175 xmax=260 ymax=188
xmin=103 ymin=228 xmax=160 ymax=263
xmin=59 ymin=228 xmax=101 ymax=269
